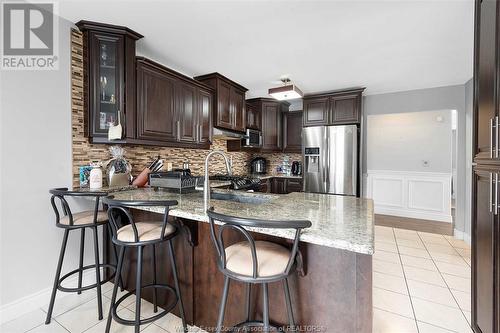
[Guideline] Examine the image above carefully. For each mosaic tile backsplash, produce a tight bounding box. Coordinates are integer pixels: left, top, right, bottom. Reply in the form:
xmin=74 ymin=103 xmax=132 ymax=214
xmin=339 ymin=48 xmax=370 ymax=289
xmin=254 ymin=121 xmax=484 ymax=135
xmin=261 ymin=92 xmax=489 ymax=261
xmin=71 ymin=29 xmax=301 ymax=187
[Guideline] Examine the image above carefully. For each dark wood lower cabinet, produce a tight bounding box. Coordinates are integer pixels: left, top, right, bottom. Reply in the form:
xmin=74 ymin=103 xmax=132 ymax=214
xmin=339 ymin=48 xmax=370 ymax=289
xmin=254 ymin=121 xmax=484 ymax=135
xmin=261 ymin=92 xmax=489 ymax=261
xmin=266 ymin=178 xmax=303 ymax=194
xmin=473 ymin=167 xmax=499 ymax=333
xmin=104 ymin=210 xmax=372 ymax=333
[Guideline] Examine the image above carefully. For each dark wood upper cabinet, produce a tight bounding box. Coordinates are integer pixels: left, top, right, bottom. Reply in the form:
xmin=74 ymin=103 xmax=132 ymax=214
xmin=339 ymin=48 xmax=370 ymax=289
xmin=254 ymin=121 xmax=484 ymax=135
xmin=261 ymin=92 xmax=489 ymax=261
xmin=136 ymin=60 xmax=176 ymax=142
xmin=303 ymin=88 xmax=365 ymax=127
xmin=303 ymin=97 xmax=329 ymax=126
xmin=246 ymin=102 xmax=261 ymax=130
xmin=246 ymin=98 xmax=289 ymax=152
xmin=194 ymin=73 xmax=248 ymax=133
xmin=283 ymin=111 xmax=303 ymax=153
xmin=76 ymin=21 xmax=143 ymax=143
xmin=135 ymin=57 xmax=213 ymax=148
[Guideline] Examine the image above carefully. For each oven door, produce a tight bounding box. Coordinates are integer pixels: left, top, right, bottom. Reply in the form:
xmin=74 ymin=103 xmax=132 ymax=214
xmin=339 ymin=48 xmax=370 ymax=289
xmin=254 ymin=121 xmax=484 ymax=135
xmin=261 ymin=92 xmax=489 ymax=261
xmin=244 ymin=129 xmax=262 ymax=148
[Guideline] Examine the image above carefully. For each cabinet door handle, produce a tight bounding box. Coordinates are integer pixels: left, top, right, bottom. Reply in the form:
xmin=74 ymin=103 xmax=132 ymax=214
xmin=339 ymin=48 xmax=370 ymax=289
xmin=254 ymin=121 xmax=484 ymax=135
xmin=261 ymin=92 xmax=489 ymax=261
xmin=491 ymin=118 xmax=494 ymax=159
xmin=495 ymin=116 xmax=499 ymax=158
xmin=490 ymin=172 xmax=493 ymax=213
xmin=198 ymin=124 xmax=202 ymax=142
xmin=495 ymin=173 xmax=499 ymax=215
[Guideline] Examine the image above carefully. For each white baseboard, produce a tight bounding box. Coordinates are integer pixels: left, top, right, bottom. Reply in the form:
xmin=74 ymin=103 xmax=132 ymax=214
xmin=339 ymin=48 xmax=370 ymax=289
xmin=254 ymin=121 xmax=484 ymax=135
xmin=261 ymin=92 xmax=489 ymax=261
xmin=0 ymin=269 xmax=97 ymax=324
xmin=453 ymin=229 xmax=472 ymax=245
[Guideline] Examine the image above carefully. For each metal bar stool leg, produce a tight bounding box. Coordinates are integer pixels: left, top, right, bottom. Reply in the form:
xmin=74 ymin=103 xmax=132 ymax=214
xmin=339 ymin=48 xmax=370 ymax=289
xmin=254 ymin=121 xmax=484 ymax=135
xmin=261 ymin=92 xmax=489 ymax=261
xmin=134 ymin=245 xmax=143 ymax=333
xmin=152 ymin=244 xmax=158 ymax=313
xmin=108 ymin=223 xmax=125 ymax=292
xmin=77 ymin=229 xmax=85 ymax=295
xmin=92 ymin=226 xmax=103 ymax=320
xmin=245 ymin=283 xmax=252 ymax=322
xmin=45 ymin=229 xmax=70 ymax=324
xmin=283 ymin=278 xmax=296 ymax=332
xmin=262 ymin=283 xmax=270 ymax=333
xmin=216 ymin=276 xmax=230 ymax=333
xmin=105 ymin=246 xmax=125 ymax=333
xmin=168 ymin=240 xmax=187 ymax=333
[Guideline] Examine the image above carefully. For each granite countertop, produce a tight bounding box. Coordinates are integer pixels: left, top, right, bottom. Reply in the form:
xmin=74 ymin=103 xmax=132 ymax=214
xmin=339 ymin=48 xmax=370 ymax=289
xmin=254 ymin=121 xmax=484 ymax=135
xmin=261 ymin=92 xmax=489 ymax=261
xmin=250 ymin=174 xmax=303 ymax=180
xmin=108 ymin=188 xmax=374 ymax=254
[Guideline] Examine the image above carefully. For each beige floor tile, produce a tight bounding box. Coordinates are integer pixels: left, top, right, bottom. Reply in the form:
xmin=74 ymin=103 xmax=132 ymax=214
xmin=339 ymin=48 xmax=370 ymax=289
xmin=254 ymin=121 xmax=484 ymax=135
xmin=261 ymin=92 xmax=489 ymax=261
xmin=26 ymin=320 xmax=69 ymax=333
xmin=373 ymin=272 xmax=408 ymax=294
xmin=401 ymin=255 xmax=437 ymax=271
xmin=403 ymin=266 xmax=446 ymax=287
xmin=375 ymin=226 xmax=395 ymax=235
xmin=463 ymin=310 xmax=471 ymax=325
xmin=398 ymin=246 xmax=431 ymax=259
xmin=374 ymin=259 xmax=404 ymax=277
xmin=375 ymin=241 xmax=398 ymax=253
xmin=412 ymin=298 xmax=472 ymax=333
xmin=429 ymin=252 xmax=469 ymax=265
xmin=426 ymin=243 xmax=460 ymax=256
xmin=142 ymin=324 xmax=168 ymax=332
xmin=373 ymin=287 xmax=414 ymax=318
xmin=396 ymin=238 xmax=425 ymax=249
xmin=456 ymin=248 xmax=471 ymax=258
xmin=407 ymin=280 xmax=458 ymax=308
xmin=40 ymin=288 xmax=97 ymax=317
xmin=442 ymin=273 xmax=471 ymax=293
xmin=417 ymin=321 xmax=457 ymax=333
xmin=0 ymin=308 xmax=47 ymax=333
xmin=55 ymin=296 xmax=118 ymax=333
xmin=125 ymin=299 xmax=157 ymax=319
xmin=373 ymin=308 xmax=418 ymax=333
xmin=447 ymin=238 xmax=471 ymax=250
xmin=85 ymin=307 xmax=152 ymax=333
xmin=395 ymin=230 xmax=420 ymax=241
xmin=464 ymin=257 xmax=471 ymax=266
xmin=451 ymin=289 xmax=471 ymax=312
xmin=155 ymin=312 xmax=186 ymax=333
xmin=419 ymin=234 xmax=450 ymax=246
xmin=104 ymin=287 xmax=137 ymax=308
xmin=376 ymin=234 xmax=397 ymax=244
xmin=435 ymin=261 xmax=471 ymax=278
xmin=374 ymin=250 xmax=401 ymax=264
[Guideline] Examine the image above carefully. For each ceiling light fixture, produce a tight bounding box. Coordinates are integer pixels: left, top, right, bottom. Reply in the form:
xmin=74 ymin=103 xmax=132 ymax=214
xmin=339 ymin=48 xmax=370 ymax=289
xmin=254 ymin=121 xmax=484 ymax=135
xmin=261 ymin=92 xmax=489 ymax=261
xmin=268 ymin=78 xmax=303 ymax=101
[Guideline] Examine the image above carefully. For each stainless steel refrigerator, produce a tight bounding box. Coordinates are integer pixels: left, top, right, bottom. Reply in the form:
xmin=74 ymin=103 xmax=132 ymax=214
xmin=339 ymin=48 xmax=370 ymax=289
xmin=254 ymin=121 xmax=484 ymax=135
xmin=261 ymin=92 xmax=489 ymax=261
xmin=302 ymin=125 xmax=358 ymax=196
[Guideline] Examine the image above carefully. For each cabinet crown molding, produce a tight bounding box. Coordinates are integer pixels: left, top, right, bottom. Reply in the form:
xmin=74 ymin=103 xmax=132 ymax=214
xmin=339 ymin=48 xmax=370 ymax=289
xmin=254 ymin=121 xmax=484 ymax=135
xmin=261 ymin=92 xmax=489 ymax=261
xmin=194 ymin=72 xmax=248 ymax=92
xmin=75 ymin=20 xmax=143 ymax=40
xmin=303 ymin=87 xmax=366 ymax=99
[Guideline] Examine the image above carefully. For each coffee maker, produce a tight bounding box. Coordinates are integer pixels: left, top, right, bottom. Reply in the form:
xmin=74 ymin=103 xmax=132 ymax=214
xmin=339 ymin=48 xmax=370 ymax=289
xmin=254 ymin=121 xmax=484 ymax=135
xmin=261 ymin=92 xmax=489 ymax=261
xmin=250 ymin=157 xmax=267 ymax=174
xmin=291 ymin=161 xmax=302 ymax=176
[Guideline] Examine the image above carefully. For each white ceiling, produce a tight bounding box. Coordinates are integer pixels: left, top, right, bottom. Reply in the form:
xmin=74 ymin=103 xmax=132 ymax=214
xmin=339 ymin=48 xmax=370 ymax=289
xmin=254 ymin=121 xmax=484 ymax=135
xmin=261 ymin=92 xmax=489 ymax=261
xmin=59 ymin=0 xmax=474 ymax=97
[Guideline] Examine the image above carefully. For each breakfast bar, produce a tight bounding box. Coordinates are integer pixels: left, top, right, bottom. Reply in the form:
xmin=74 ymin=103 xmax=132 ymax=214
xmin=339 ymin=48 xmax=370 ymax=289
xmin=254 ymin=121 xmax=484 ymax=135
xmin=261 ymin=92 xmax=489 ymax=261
xmin=100 ymin=188 xmax=374 ymax=333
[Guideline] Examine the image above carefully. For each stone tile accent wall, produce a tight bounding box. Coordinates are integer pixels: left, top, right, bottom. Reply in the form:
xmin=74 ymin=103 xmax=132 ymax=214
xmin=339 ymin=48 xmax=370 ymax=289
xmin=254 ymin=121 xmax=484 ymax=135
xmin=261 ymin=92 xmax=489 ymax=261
xmin=71 ymin=29 xmax=251 ymax=187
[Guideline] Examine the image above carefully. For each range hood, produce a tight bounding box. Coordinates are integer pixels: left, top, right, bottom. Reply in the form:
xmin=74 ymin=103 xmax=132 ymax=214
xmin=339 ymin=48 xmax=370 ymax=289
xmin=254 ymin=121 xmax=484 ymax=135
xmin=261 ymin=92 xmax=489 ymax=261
xmin=212 ymin=127 xmax=247 ymax=140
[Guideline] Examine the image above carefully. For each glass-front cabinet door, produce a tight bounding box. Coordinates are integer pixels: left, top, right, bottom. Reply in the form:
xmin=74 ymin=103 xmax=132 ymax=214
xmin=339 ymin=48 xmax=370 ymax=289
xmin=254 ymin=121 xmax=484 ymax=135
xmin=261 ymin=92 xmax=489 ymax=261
xmin=90 ymin=32 xmax=124 ymax=137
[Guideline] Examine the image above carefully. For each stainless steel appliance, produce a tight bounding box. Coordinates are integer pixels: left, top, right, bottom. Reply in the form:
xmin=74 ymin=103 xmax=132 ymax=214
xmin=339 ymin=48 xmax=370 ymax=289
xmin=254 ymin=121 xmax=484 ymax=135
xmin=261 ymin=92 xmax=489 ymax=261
xmin=250 ymin=157 xmax=267 ymax=174
xmin=303 ymin=125 xmax=358 ymax=196
xmin=243 ymin=128 xmax=262 ymax=148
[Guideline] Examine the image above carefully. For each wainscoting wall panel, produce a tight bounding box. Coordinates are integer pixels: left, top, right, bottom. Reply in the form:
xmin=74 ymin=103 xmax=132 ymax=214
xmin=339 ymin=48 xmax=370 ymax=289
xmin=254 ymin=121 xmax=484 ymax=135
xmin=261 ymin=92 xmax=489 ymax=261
xmin=366 ymin=170 xmax=452 ymax=223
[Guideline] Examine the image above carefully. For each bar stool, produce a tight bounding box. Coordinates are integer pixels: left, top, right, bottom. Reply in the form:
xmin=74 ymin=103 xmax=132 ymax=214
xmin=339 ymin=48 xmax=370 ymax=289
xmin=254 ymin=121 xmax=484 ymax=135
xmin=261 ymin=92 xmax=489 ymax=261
xmin=103 ymin=196 xmax=187 ymax=333
xmin=206 ymin=208 xmax=312 ymax=332
xmin=46 ymin=188 xmax=122 ymax=325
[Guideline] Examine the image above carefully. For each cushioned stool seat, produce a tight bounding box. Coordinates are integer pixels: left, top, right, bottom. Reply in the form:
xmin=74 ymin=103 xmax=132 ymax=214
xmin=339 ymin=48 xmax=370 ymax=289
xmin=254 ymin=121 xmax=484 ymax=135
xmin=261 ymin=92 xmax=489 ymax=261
xmin=117 ymin=222 xmax=175 ymax=242
xmin=225 ymin=241 xmax=291 ymax=277
xmin=60 ymin=210 xmax=108 ymax=225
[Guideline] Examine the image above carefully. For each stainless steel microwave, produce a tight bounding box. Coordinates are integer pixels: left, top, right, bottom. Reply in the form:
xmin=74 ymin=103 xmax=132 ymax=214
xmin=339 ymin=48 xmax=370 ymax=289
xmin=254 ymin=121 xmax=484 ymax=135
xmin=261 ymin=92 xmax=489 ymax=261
xmin=243 ymin=128 xmax=262 ymax=148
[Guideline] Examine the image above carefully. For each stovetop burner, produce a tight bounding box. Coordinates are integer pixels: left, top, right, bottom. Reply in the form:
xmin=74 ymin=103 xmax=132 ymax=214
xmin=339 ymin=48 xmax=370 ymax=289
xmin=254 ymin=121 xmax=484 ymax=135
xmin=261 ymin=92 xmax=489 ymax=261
xmin=209 ymin=174 xmax=261 ymax=190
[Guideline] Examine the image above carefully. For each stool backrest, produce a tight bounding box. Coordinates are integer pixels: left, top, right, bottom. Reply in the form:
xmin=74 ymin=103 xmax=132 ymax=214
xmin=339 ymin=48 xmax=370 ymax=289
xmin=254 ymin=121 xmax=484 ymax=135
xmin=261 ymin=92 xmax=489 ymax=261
xmin=49 ymin=188 xmax=107 ymax=227
xmin=206 ymin=208 xmax=312 ymax=280
xmin=103 ymin=196 xmax=178 ymax=244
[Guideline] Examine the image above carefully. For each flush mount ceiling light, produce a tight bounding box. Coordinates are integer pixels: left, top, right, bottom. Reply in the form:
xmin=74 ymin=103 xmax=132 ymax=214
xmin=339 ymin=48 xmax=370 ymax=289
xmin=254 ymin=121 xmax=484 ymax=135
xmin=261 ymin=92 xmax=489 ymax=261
xmin=268 ymin=78 xmax=303 ymax=101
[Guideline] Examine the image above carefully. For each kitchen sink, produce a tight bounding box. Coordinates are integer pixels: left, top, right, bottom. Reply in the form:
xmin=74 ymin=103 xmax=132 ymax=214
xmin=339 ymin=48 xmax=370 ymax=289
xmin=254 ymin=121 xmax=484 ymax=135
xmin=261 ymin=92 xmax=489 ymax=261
xmin=210 ymin=192 xmax=273 ymax=205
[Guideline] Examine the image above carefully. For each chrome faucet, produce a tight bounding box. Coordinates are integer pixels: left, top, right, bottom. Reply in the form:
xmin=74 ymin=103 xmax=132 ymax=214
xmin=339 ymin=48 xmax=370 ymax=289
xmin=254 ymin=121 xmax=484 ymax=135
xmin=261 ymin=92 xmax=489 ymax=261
xmin=204 ymin=150 xmax=232 ymax=212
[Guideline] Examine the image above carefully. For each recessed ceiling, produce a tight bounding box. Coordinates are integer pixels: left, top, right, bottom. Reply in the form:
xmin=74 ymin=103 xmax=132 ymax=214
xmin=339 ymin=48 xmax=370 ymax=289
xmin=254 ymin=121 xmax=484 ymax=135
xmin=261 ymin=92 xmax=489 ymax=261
xmin=60 ymin=0 xmax=474 ymax=97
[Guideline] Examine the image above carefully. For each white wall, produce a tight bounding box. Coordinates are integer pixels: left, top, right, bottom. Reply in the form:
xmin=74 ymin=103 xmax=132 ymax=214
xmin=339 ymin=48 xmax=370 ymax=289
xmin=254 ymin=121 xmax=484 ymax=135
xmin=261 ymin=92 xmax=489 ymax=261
xmin=367 ymin=110 xmax=453 ymax=173
xmin=363 ymin=84 xmax=469 ymax=238
xmin=0 ymin=17 xmax=95 ymax=319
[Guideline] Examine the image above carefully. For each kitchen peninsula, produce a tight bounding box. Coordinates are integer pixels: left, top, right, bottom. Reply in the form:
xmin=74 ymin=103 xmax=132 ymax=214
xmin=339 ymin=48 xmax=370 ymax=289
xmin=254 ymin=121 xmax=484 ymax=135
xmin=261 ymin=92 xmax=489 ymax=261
xmin=100 ymin=187 xmax=374 ymax=332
